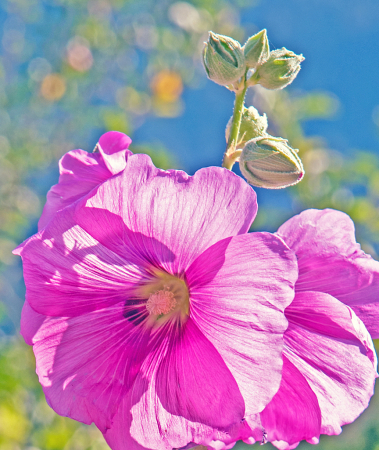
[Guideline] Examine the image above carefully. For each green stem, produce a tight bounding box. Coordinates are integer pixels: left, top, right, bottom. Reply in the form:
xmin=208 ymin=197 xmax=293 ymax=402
xmin=222 ymin=83 xmax=248 ymax=170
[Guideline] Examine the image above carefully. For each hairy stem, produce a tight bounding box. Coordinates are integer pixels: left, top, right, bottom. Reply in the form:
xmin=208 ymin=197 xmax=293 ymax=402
xmin=222 ymin=83 xmax=248 ymax=170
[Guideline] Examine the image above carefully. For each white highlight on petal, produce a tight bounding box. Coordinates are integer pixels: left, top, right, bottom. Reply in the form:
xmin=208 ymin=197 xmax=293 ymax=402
xmin=146 ymin=287 xmax=177 ymax=315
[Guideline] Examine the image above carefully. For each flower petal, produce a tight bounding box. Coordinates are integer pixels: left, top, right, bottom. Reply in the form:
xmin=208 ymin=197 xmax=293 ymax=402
xmin=260 ymin=355 xmax=321 ymax=445
xmin=186 ymin=232 xmax=298 ymax=416
xmin=21 ymin=300 xmax=152 ymax=432
xmin=104 ymin=360 xmax=245 ymax=450
xmin=284 ymin=291 xmax=377 ymax=436
xmin=98 ymin=131 xmax=132 ymax=173
xmin=16 ymin=206 xmax=162 ymax=316
xmin=277 ymin=208 xmax=379 ymax=337
xmin=156 ymin=317 xmax=245 ymax=429
xmin=38 ymin=132 xmax=131 ymax=230
xmin=74 ymin=153 xmax=258 ymax=274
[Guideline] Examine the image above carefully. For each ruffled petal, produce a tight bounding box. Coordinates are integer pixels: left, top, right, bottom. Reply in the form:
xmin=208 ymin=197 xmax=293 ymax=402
xmin=186 ymin=232 xmax=298 ymax=416
xmin=21 ymin=300 xmax=152 ymax=432
xmin=16 ymin=206 xmax=158 ymax=316
xmin=38 ymin=132 xmax=131 ymax=230
xmin=284 ymin=291 xmax=377 ymax=436
xmin=277 ymin=208 xmax=379 ymax=337
xmin=260 ymin=355 xmax=321 ymax=445
xmin=74 ymin=153 xmax=258 ymax=275
xmin=271 ymin=440 xmax=302 ymax=450
xmin=97 ymin=131 xmax=132 ymax=173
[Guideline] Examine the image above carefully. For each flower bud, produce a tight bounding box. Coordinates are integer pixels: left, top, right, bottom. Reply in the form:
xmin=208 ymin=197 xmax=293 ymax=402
xmin=255 ymin=48 xmax=304 ymax=90
xmin=225 ymin=106 xmax=268 ymax=147
xmin=243 ymin=29 xmax=269 ymax=69
xmin=239 ymin=136 xmax=304 ymax=189
xmin=202 ymin=32 xmax=246 ymax=86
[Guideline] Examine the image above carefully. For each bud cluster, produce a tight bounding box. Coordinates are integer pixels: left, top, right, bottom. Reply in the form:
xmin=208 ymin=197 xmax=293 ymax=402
xmin=205 ymin=28 xmax=306 ymax=189
xmin=203 ymin=29 xmax=304 ymax=91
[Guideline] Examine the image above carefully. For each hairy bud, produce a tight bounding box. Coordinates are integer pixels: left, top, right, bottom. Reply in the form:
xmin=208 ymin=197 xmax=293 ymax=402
xmin=203 ymin=32 xmax=246 ymax=86
xmin=239 ymin=136 xmax=304 ymax=189
xmin=255 ymin=48 xmax=304 ymax=90
xmin=225 ymin=106 xmax=268 ymax=147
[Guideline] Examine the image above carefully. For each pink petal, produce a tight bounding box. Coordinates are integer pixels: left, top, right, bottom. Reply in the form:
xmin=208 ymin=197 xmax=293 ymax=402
xmin=260 ymin=355 xmax=321 ymax=445
xmin=20 ymin=301 xmax=45 ymax=345
xmin=74 ymin=153 xmax=258 ymax=274
xmin=98 ymin=131 xmax=132 ymax=173
xmin=277 ymin=208 xmax=379 ymax=337
xmin=156 ymin=317 xmax=245 ymax=429
xmin=271 ymin=440 xmax=301 ymax=450
xmin=186 ymin=232 xmax=298 ymax=416
xmin=21 ymin=300 xmax=152 ymax=432
xmin=284 ymin=291 xmax=377 ymax=436
xmin=38 ymin=132 xmax=132 ymax=230
xmin=338 ymin=275 xmax=379 ymax=338
xmin=104 ymin=361 xmax=246 ymax=450
xmin=16 ymin=207 xmax=153 ymax=316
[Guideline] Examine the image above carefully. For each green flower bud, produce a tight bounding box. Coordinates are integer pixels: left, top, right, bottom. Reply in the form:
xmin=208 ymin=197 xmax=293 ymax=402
xmin=202 ymin=32 xmax=246 ymax=86
xmin=239 ymin=136 xmax=304 ymax=189
xmin=255 ymin=48 xmax=304 ymax=90
xmin=225 ymin=106 xmax=268 ymax=147
xmin=243 ymin=29 xmax=269 ymax=69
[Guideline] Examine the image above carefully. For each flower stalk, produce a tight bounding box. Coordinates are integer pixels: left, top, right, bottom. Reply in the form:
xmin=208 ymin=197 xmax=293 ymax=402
xmin=222 ymin=81 xmax=248 ymax=170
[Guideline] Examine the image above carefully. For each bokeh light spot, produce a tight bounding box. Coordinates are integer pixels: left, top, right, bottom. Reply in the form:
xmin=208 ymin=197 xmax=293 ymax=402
xmin=151 ymin=70 xmax=183 ymax=103
xmin=67 ymin=37 xmax=93 ymax=72
xmin=40 ymin=74 xmax=66 ymax=101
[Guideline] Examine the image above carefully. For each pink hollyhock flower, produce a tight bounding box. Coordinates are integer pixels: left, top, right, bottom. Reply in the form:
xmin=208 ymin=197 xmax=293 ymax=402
xmin=15 ymin=148 xmax=298 ymax=450
xmin=38 ymin=131 xmax=132 ymax=230
xmin=255 ymin=209 xmax=379 ymax=450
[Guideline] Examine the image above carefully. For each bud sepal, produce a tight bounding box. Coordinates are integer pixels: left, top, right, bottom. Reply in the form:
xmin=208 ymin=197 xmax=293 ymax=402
xmin=243 ymin=29 xmax=270 ymax=69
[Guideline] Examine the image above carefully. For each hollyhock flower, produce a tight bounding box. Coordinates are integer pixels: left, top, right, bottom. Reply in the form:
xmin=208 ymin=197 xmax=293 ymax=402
xmin=256 ymin=209 xmax=379 ymax=450
xmin=38 ymin=131 xmax=132 ymax=230
xmin=15 ymin=151 xmax=298 ymax=450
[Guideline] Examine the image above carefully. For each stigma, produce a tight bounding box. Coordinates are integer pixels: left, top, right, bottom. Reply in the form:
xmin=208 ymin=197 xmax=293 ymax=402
xmin=146 ymin=287 xmax=177 ymax=316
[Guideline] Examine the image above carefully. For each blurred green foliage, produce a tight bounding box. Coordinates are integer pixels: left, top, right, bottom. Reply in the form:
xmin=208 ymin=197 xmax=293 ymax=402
xmin=0 ymin=337 xmax=109 ymax=450
xmin=0 ymin=0 xmax=379 ymax=449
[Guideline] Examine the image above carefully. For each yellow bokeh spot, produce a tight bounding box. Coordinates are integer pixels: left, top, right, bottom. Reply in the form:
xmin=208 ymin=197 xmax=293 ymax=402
xmin=150 ymin=70 xmax=183 ymax=103
xmin=40 ymin=74 xmax=66 ymax=101
xmin=0 ymin=404 xmax=29 ymax=442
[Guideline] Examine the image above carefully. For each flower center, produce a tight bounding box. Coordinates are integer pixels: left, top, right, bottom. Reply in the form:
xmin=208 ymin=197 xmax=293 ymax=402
xmin=146 ymin=287 xmax=177 ymax=315
xmin=135 ymin=271 xmax=190 ymax=322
